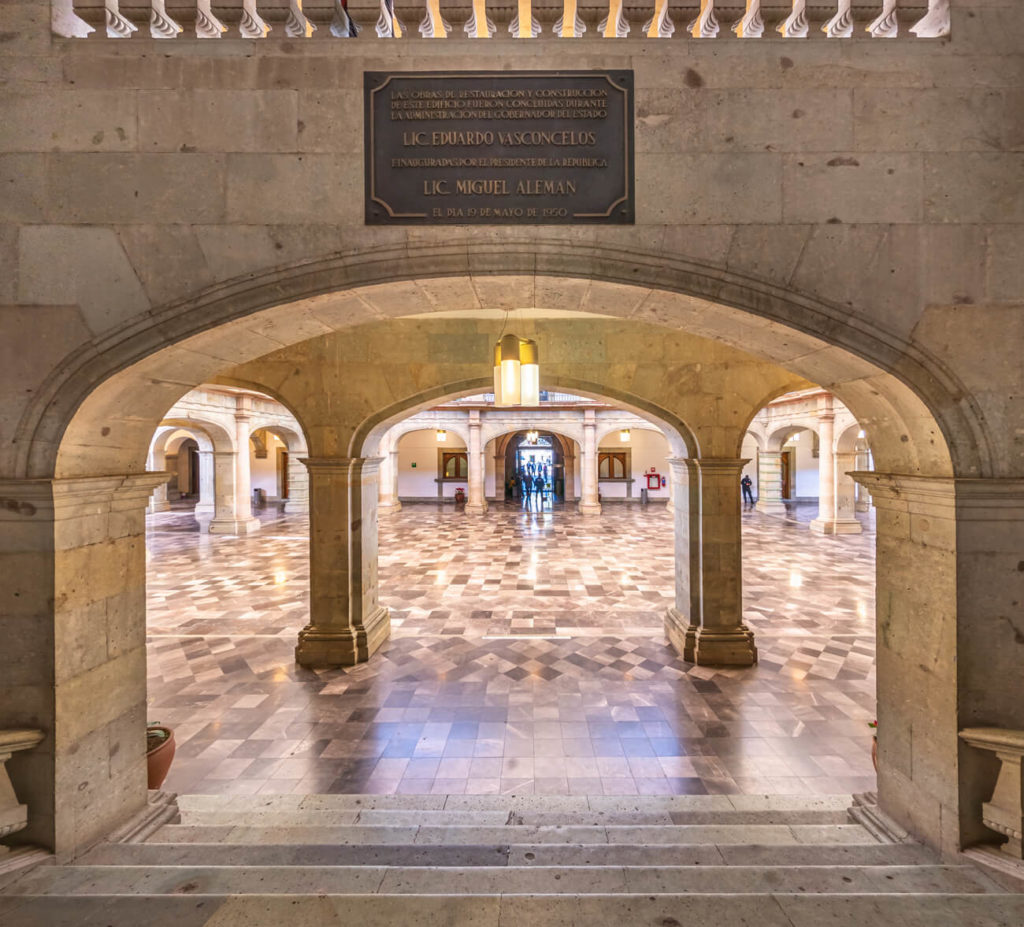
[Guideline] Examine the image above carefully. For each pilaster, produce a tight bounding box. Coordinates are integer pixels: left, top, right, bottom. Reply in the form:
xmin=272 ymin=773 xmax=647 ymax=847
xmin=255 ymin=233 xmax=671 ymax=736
xmin=755 ymin=450 xmax=786 ymax=515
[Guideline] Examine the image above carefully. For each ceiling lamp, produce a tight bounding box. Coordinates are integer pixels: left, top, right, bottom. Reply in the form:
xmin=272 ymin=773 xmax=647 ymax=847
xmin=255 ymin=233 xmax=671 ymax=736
xmin=857 ymin=429 xmax=866 ymax=439
xmin=526 ymin=429 xmax=539 ymax=445
xmin=436 ymin=429 xmax=447 ymax=442
xmin=619 ymin=429 xmax=630 ymax=442
xmin=493 ymin=333 xmax=539 ymax=407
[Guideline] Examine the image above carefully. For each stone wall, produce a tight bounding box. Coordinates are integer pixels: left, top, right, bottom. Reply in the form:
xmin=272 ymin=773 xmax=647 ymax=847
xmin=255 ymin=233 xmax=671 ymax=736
xmin=0 ymin=0 xmax=1022 ymax=859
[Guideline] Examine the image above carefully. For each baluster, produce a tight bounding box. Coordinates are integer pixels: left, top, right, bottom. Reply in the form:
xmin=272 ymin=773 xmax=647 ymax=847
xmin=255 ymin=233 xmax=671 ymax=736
xmin=331 ymin=0 xmax=360 ymax=36
xmin=599 ymin=0 xmax=629 ymax=37
xmin=150 ymin=0 xmax=182 ymax=37
xmin=867 ymin=0 xmax=898 ymax=37
xmin=464 ymin=0 xmax=495 ymax=36
xmin=911 ymin=0 xmax=949 ymax=37
xmin=687 ymin=0 xmax=718 ymax=38
xmin=239 ymin=0 xmax=271 ymax=36
xmin=642 ymin=0 xmax=674 ymax=38
xmin=377 ymin=0 xmax=405 ymax=36
xmin=52 ymin=0 xmax=94 ymax=36
xmin=508 ymin=0 xmax=541 ymax=37
xmin=195 ymin=0 xmax=227 ymax=36
xmin=732 ymin=0 xmax=763 ymax=38
xmin=777 ymin=0 xmax=808 ymax=37
xmin=105 ymin=0 xmax=137 ymax=37
xmin=554 ymin=0 xmax=586 ymax=37
xmin=286 ymin=0 xmax=317 ymax=36
xmin=822 ymin=0 xmax=853 ymax=37
xmin=420 ymin=0 xmax=452 ymax=36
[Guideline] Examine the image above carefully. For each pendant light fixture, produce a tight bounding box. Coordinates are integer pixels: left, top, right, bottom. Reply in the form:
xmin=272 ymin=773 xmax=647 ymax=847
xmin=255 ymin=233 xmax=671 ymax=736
xmin=492 ymin=313 xmax=539 ymax=407
xmin=619 ymin=429 xmax=631 ymax=442
xmin=436 ymin=429 xmax=447 ymax=442
xmin=526 ymin=429 xmax=540 ymax=445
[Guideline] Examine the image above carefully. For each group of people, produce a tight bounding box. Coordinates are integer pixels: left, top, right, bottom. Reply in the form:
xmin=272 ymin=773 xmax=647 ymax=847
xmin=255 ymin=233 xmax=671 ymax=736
xmin=507 ymin=460 xmax=550 ymax=507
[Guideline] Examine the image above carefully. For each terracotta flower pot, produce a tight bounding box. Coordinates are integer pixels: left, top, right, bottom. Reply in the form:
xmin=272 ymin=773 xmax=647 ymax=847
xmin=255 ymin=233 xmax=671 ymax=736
xmin=146 ymin=725 xmax=176 ymax=789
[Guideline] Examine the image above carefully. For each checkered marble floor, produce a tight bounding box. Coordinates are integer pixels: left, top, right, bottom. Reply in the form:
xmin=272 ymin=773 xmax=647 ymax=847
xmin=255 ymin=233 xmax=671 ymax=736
xmin=147 ymin=501 xmax=878 ymax=797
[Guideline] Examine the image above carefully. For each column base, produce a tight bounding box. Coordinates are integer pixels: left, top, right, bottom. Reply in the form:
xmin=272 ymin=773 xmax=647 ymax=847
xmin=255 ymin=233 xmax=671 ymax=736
xmin=756 ymin=500 xmax=787 ymax=515
xmin=295 ymin=606 xmax=391 ymax=668
xmin=665 ymin=608 xmax=757 ymax=666
xmin=809 ymin=517 xmax=863 ymax=536
xmin=148 ymin=500 xmax=171 ymax=514
xmin=377 ymin=501 xmax=403 ymax=516
xmin=464 ymin=501 xmax=488 ymax=515
xmin=209 ymin=516 xmax=261 ymax=536
xmin=578 ymin=501 xmax=602 ymax=516
xmin=283 ymin=500 xmax=310 ymax=515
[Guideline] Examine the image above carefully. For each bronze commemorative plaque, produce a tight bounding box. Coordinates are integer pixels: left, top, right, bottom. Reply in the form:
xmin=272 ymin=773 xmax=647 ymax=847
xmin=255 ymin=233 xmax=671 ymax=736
xmin=364 ymin=70 xmax=634 ymax=225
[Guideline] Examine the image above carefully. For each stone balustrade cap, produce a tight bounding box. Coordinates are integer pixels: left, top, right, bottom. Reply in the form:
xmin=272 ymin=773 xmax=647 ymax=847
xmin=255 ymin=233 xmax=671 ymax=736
xmin=0 ymin=729 xmax=45 ymax=755
xmin=959 ymin=728 xmax=1024 ymax=755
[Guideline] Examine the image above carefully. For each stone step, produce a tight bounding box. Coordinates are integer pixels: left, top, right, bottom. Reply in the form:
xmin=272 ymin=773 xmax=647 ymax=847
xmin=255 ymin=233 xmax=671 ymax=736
xmin=4 ymin=892 xmax=1023 ymax=927
xmin=175 ymin=807 xmax=854 ymax=827
xmin=147 ymin=822 xmax=879 ymax=846
xmin=176 ymin=792 xmax=854 ymax=816
xmin=3 ymin=864 xmax=1003 ymax=896
xmin=80 ymin=840 xmax=940 ymax=869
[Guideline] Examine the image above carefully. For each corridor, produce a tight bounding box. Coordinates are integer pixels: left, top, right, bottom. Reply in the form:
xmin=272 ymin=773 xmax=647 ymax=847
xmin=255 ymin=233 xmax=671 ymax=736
xmin=146 ymin=504 xmax=877 ymax=799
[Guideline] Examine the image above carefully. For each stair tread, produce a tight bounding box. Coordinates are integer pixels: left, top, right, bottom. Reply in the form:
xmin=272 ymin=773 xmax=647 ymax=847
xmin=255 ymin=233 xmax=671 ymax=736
xmin=148 ymin=822 xmax=878 ymax=846
xmin=3 ymin=892 xmax=1023 ymax=927
xmin=6 ymin=863 xmax=1002 ymax=896
xmin=80 ymin=841 xmax=938 ymax=868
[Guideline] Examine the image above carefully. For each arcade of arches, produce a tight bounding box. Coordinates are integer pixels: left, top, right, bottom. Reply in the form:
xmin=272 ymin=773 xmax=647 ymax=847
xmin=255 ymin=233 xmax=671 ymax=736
xmin=1 ymin=3 xmax=1023 ymax=888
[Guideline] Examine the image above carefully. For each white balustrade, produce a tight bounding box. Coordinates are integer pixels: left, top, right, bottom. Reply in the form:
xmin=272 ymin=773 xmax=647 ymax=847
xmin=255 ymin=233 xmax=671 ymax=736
xmin=286 ymin=0 xmax=317 ymax=37
xmin=377 ymin=0 xmax=404 ymax=36
xmin=732 ymin=0 xmax=763 ymax=38
xmin=554 ymin=0 xmax=586 ymax=38
xmin=777 ymin=0 xmax=809 ymax=37
xmin=911 ymin=0 xmax=950 ymax=37
xmin=509 ymin=0 xmax=541 ymax=37
xmin=195 ymin=0 xmax=226 ymax=37
xmin=643 ymin=0 xmax=674 ymax=38
xmin=688 ymin=0 xmax=719 ymax=38
xmin=822 ymin=0 xmax=854 ymax=37
xmin=867 ymin=0 xmax=899 ymax=37
xmin=600 ymin=0 xmax=629 ymax=38
xmin=464 ymin=0 xmax=496 ymax=38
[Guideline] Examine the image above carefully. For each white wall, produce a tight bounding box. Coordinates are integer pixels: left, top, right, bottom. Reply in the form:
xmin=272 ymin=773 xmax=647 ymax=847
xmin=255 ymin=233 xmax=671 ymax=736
xmin=741 ymin=435 xmax=759 ymax=494
xmin=628 ymin=429 xmax=670 ymax=500
xmin=251 ymin=432 xmax=284 ymax=499
xmin=398 ymin=429 xmax=466 ymax=500
xmin=787 ymin=433 xmax=820 ymax=500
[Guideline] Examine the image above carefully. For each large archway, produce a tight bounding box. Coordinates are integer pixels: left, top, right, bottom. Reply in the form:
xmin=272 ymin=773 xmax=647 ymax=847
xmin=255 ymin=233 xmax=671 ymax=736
xmin=6 ymin=244 xmax=995 ymax=861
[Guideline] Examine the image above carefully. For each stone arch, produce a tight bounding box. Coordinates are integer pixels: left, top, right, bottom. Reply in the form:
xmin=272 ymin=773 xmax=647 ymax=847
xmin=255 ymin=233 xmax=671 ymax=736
xmin=157 ymin=416 xmax=234 ymax=454
xmin=766 ymin=422 xmax=819 ymax=453
xmin=19 ymin=241 xmax=974 ymax=486
xmin=596 ymin=421 xmax=668 ymax=448
xmin=13 ymin=244 xmax=992 ymax=865
xmin=836 ymin=421 xmax=869 ymax=455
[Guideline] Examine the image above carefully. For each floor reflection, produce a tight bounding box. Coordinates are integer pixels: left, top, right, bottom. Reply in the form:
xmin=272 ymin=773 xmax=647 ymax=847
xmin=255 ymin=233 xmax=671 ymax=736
xmin=147 ymin=501 xmax=876 ymax=797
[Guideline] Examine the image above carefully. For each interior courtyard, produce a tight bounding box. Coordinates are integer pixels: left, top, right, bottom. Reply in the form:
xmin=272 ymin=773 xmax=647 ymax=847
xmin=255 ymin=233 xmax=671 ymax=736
xmin=1 ymin=0 xmax=1023 ymax=923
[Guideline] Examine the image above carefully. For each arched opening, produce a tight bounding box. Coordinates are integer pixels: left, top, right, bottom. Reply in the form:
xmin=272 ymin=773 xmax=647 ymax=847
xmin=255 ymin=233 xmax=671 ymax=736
xmin=11 ymin=248 xmax=982 ymax=859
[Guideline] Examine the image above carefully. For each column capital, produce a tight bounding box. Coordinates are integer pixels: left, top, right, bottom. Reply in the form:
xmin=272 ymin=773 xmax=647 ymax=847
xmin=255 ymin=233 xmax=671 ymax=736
xmin=0 ymin=473 xmax=173 ymax=520
xmin=695 ymin=457 xmax=751 ymax=475
xmin=301 ymin=456 xmax=384 ymax=476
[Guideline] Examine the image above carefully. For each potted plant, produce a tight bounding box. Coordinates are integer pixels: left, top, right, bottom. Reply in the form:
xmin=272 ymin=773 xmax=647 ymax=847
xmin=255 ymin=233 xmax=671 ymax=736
xmin=868 ymin=720 xmax=878 ymax=772
xmin=146 ymin=722 xmax=176 ymax=789
xmin=454 ymin=487 xmax=466 ymax=504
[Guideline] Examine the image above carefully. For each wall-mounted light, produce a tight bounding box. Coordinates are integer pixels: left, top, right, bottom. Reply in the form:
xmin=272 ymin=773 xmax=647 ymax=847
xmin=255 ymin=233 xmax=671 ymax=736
xmin=526 ymin=429 xmax=539 ymax=445
xmin=436 ymin=429 xmax=447 ymax=442
xmin=619 ymin=429 xmax=630 ymax=442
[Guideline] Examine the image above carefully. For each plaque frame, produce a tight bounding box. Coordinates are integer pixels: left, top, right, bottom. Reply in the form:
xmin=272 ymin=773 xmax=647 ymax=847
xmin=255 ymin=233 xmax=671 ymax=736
xmin=364 ymin=70 xmax=635 ymax=226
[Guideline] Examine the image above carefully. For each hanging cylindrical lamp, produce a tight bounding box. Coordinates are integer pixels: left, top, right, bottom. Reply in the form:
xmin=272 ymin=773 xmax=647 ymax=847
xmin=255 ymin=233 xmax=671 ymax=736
xmin=619 ymin=429 xmax=630 ymax=442
xmin=436 ymin=429 xmax=447 ymax=442
xmin=494 ymin=333 xmax=522 ymax=407
xmin=519 ymin=338 xmax=539 ymax=406
xmin=493 ymin=332 xmax=540 ymax=407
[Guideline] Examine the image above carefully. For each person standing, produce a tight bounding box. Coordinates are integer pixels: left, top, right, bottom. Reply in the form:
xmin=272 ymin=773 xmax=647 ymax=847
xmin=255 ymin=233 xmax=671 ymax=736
xmin=741 ymin=473 xmax=754 ymax=505
xmin=534 ymin=473 xmax=545 ymax=508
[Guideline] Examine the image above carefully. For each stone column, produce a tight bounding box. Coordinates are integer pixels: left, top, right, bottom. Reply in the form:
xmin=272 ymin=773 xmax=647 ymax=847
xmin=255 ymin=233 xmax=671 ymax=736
xmin=664 ymin=458 xmax=757 ymax=667
xmin=377 ymin=438 xmax=402 ymax=516
xmin=0 ymin=473 xmax=167 ymax=855
xmin=562 ymin=450 xmax=575 ymax=502
xmin=855 ymin=450 xmax=872 ymax=512
xmin=295 ymin=457 xmax=391 ymax=667
xmin=146 ymin=449 xmax=171 ymax=514
xmin=578 ymin=409 xmax=601 ymax=515
xmin=831 ymin=451 xmax=863 ymax=534
xmin=755 ymin=450 xmax=786 ymax=515
xmin=283 ymin=453 xmax=309 ymax=515
xmin=810 ymin=408 xmax=838 ymax=534
xmin=209 ymin=399 xmax=260 ymax=535
xmin=194 ymin=449 xmax=215 ymax=530
xmin=465 ymin=411 xmax=487 ymax=515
